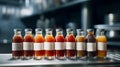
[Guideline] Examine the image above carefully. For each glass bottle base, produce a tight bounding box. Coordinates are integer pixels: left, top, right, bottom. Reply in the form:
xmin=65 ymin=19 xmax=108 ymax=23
xmin=45 ymin=56 xmax=54 ymax=60
xmin=34 ymin=56 xmax=43 ymax=60
xmin=23 ymin=56 xmax=33 ymax=60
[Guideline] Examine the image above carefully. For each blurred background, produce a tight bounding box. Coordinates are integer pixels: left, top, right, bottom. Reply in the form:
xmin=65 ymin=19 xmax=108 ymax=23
xmin=0 ymin=0 xmax=120 ymax=53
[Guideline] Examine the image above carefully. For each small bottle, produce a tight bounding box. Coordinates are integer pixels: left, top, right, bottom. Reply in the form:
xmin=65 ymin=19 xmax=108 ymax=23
xmin=65 ymin=28 xmax=76 ymax=59
xmin=44 ymin=28 xmax=55 ymax=60
xmin=76 ymin=29 xmax=86 ymax=59
xmin=55 ymin=28 xmax=65 ymax=60
xmin=96 ymin=29 xmax=107 ymax=58
xmin=12 ymin=29 xmax=23 ymax=59
xmin=23 ymin=28 xmax=34 ymax=59
xmin=86 ymin=29 xmax=97 ymax=58
xmin=34 ymin=28 xmax=44 ymax=60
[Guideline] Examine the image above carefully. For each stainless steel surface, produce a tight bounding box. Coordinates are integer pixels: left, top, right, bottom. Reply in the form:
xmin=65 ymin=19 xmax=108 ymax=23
xmin=0 ymin=51 xmax=120 ymax=66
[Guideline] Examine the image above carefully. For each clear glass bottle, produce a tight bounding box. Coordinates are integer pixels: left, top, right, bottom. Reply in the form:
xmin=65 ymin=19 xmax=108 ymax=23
xmin=65 ymin=28 xmax=76 ymax=60
xmin=55 ymin=28 xmax=65 ymax=60
xmin=34 ymin=28 xmax=44 ymax=60
xmin=76 ymin=29 xmax=86 ymax=59
xmin=12 ymin=29 xmax=23 ymax=59
xmin=23 ymin=28 xmax=34 ymax=59
xmin=86 ymin=29 xmax=97 ymax=58
xmin=44 ymin=28 xmax=55 ymax=60
xmin=96 ymin=29 xmax=107 ymax=58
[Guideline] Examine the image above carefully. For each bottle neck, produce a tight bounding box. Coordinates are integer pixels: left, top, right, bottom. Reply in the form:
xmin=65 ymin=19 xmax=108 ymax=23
xmin=77 ymin=32 xmax=84 ymax=36
xmin=14 ymin=32 xmax=21 ymax=36
xmin=56 ymin=32 xmax=63 ymax=36
xmin=46 ymin=31 xmax=52 ymax=36
xmin=67 ymin=31 xmax=73 ymax=36
xmin=88 ymin=32 xmax=94 ymax=35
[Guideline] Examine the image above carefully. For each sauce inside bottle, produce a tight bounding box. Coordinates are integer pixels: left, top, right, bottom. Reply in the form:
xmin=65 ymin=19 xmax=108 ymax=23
xmin=55 ymin=28 xmax=65 ymax=60
xmin=86 ymin=29 xmax=97 ymax=58
xmin=44 ymin=28 xmax=55 ymax=60
xmin=65 ymin=28 xmax=76 ymax=59
xmin=23 ymin=28 xmax=34 ymax=59
xmin=34 ymin=28 xmax=44 ymax=60
xmin=12 ymin=29 xmax=23 ymax=59
xmin=96 ymin=29 xmax=107 ymax=58
xmin=76 ymin=29 xmax=86 ymax=59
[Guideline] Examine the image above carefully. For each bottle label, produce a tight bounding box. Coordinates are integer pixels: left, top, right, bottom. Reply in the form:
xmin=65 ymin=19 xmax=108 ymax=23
xmin=97 ymin=42 xmax=107 ymax=50
xmin=34 ymin=43 xmax=44 ymax=50
xmin=44 ymin=42 xmax=54 ymax=50
xmin=12 ymin=43 xmax=23 ymax=51
xmin=87 ymin=43 xmax=96 ymax=51
xmin=76 ymin=42 xmax=85 ymax=50
xmin=55 ymin=42 xmax=65 ymax=50
xmin=66 ymin=42 xmax=75 ymax=50
xmin=23 ymin=42 xmax=33 ymax=50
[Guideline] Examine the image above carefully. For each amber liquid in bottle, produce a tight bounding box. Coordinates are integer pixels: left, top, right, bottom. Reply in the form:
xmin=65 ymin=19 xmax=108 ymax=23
xmin=12 ymin=29 xmax=23 ymax=59
xmin=65 ymin=29 xmax=76 ymax=59
xmin=55 ymin=29 xmax=65 ymax=60
xmin=44 ymin=28 xmax=55 ymax=60
xmin=96 ymin=29 xmax=107 ymax=58
xmin=86 ymin=29 xmax=97 ymax=58
xmin=23 ymin=29 xmax=34 ymax=59
xmin=76 ymin=29 xmax=86 ymax=59
xmin=34 ymin=28 xmax=44 ymax=60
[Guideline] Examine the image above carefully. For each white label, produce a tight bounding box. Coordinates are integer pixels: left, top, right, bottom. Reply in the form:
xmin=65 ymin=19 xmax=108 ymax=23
xmin=97 ymin=42 xmax=107 ymax=50
xmin=23 ymin=42 xmax=33 ymax=50
xmin=55 ymin=42 xmax=65 ymax=50
xmin=34 ymin=43 xmax=44 ymax=50
xmin=87 ymin=43 xmax=96 ymax=51
xmin=76 ymin=42 xmax=85 ymax=50
xmin=44 ymin=42 xmax=54 ymax=50
xmin=12 ymin=43 xmax=23 ymax=51
xmin=66 ymin=42 xmax=75 ymax=50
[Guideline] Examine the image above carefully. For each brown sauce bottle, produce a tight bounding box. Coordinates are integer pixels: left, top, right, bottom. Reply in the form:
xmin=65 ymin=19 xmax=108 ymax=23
xmin=86 ymin=29 xmax=97 ymax=58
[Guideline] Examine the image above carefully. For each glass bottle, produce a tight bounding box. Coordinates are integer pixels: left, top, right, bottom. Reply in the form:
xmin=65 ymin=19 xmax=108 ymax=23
xmin=23 ymin=28 xmax=34 ymax=59
xmin=44 ymin=28 xmax=55 ymax=60
xmin=96 ymin=29 xmax=107 ymax=58
xmin=34 ymin=28 xmax=44 ymax=60
xmin=86 ymin=29 xmax=97 ymax=58
xmin=55 ymin=28 xmax=65 ymax=60
xmin=12 ymin=29 xmax=23 ymax=59
xmin=76 ymin=29 xmax=86 ymax=59
xmin=65 ymin=28 xmax=76 ymax=59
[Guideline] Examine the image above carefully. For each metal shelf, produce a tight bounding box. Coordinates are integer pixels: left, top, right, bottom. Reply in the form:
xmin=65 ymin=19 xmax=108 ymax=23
xmin=94 ymin=24 xmax=120 ymax=30
xmin=0 ymin=53 xmax=120 ymax=66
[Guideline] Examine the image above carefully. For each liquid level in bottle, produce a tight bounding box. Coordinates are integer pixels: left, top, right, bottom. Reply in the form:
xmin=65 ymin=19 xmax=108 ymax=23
xmin=45 ymin=35 xmax=55 ymax=60
xmin=34 ymin=34 xmax=44 ymax=60
xmin=24 ymin=34 xmax=34 ymax=59
xmin=55 ymin=35 xmax=65 ymax=60
xmin=65 ymin=34 xmax=76 ymax=59
xmin=96 ymin=36 xmax=107 ymax=58
xmin=76 ymin=36 xmax=86 ymax=58
xmin=12 ymin=35 xmax=23 ymax=59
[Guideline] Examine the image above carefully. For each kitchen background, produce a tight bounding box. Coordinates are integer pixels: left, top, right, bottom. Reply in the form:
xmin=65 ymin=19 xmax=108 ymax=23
xmin=0 ymin=0 xmax=120 ymax=53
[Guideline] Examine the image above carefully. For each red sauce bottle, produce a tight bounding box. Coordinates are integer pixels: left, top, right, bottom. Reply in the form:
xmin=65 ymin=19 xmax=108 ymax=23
xmin=44 ymin=28 xmax=55 ymax=60
xmin=34 ymin=28 xmax=44 ymax=60
xmin=12 ymin=29 xmax=23 ymax=59
xmin=23 ymin=28 xmax=34 ymax=59
xmin=65 ymin=28 xmax=76 ymax=59
xmin=55 ymin=28 xmax=65 ymax=60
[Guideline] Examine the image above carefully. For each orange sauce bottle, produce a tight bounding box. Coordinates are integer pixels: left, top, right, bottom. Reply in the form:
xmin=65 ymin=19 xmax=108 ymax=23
xmin=12 ymin=29 xmax=23 ymax=59
xmin=44 ymin=28 xmax=55 ymax=60
xmin=55 ymin=28 xmax=65 ymax=60
xmin=96 ymin=29 xmax=107 ymax=58
xmin=76 ymin=29 xmax=86 ymax=59
xmin=34 ymin=28 xmax=44 ymax=60
xmin=65 ymin=28 xmax=76 ymax=59
xmin=23 ymin=28 xmax=34 ymax=59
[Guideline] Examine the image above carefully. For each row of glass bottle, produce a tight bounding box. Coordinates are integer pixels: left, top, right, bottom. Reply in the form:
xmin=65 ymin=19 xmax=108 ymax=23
xmin=12 ymin=28 xmax=107 ymax=60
